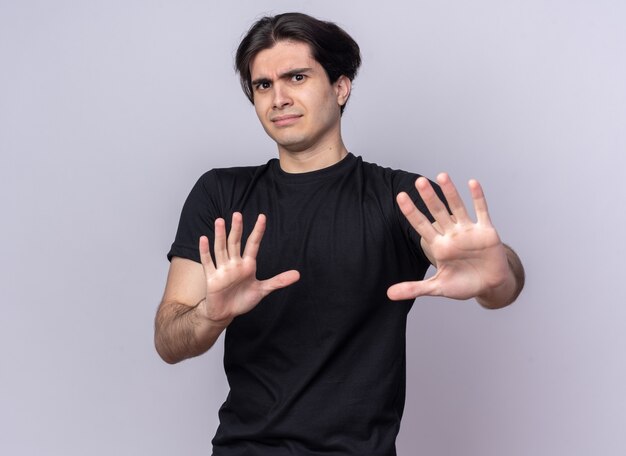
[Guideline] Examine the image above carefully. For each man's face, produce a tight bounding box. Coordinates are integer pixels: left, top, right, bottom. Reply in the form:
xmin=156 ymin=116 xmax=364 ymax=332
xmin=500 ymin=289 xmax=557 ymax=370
xmin=249 ymin=40 xmax=350 ymax=154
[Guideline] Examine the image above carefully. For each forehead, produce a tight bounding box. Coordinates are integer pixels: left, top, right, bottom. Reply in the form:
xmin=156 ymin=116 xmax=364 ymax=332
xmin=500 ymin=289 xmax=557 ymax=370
xmin=250 ymin=40 xmax=319 ymax=79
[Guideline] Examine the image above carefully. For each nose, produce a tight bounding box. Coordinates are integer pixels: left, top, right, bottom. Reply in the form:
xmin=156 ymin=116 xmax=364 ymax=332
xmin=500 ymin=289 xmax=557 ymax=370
xmin=272 ymin=82 xmax=292 ymax=110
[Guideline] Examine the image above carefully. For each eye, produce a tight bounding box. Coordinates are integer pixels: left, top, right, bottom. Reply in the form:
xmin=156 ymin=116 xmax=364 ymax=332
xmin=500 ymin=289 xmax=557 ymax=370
xmin=255 ymin=81 xmax=271 ymax=91
xmin=291 ymin=74 xmax=305 ymax=83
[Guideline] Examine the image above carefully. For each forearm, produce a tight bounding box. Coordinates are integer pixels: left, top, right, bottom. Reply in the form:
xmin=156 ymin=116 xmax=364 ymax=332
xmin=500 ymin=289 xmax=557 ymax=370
xmin=476 ymin=244 xmax=525 ymax=309
xmin=154 ymin=299 xmax=228 ymax=364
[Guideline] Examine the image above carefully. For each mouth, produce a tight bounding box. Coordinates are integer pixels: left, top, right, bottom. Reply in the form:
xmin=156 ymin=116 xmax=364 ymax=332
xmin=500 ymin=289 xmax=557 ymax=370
xmin=271 ymin=114 xmax=302 ymax=127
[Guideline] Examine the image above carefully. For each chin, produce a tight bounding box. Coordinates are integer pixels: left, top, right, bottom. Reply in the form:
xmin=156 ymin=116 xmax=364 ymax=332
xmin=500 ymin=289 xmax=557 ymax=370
xmin=278 ymin=142 xmax=311 ymax=153
xmin=272 ymin=135 xmax=311 ymax=152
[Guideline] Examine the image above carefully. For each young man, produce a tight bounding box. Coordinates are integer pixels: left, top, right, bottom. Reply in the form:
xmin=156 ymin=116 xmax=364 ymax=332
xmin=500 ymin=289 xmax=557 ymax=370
xmin=155 ymin=12 xmax=524 ymax=456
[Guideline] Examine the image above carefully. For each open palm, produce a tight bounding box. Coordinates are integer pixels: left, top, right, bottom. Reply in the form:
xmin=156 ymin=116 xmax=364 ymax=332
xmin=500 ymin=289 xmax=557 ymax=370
xmin=387 ymin=173 xmax=510 ymax=302
xmin=199 ymin=212 xmax=300 ymax=326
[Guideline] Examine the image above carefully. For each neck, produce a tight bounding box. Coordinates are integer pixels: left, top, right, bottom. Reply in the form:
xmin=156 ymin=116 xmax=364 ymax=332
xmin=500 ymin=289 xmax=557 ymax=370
xmin=277 ymin=139 xmax=349 ymax=174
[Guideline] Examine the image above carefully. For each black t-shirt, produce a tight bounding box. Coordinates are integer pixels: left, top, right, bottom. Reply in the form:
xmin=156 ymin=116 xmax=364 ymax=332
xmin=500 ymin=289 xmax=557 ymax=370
xmin=168 ymin=153 xmax=438 ymax=456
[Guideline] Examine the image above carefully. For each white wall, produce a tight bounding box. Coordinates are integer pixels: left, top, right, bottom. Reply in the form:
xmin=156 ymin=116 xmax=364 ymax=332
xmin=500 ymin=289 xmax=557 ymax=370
xmin=1 ymin=0 xmax=624 ymax=454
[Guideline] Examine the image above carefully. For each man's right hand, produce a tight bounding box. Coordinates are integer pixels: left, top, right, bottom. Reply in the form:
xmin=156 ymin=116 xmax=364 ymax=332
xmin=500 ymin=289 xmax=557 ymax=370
xmin=198 ymin=212 xmax=300 ymax=327
xmin=155 ymin=212 xmax=299 ymax=364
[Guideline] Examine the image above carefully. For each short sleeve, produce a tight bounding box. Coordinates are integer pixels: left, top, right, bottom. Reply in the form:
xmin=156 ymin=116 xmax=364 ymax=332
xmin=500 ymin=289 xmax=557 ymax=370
xmin=391 ymin=171 xmax=448 ymax=266
xmin=167 ymin=170 xmax=222 ymax=263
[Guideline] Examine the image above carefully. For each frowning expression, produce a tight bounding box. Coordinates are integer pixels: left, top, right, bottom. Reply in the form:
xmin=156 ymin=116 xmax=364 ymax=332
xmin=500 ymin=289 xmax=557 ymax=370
xmin=249 ymin=40 xmax=350 ymax=154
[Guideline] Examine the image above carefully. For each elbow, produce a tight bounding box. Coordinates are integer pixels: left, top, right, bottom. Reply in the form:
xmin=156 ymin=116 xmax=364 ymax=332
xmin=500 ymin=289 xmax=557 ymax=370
xmin=154 ymin=335 xmax=183 ymax=365
xmin=153 ymin=313 xmax=184 ymax=365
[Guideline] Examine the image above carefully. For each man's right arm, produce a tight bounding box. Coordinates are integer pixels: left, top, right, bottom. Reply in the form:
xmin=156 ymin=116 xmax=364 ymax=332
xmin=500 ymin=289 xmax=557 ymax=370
xmin=154 ymin=213 xmax=300 ymax=364
xmin=155 ymin=257 xmax=227 ymax=364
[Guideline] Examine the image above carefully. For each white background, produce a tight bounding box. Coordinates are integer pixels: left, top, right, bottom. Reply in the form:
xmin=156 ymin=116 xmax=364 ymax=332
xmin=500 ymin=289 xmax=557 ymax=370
xmin=1 ymin=0 xmax=625 ymax=454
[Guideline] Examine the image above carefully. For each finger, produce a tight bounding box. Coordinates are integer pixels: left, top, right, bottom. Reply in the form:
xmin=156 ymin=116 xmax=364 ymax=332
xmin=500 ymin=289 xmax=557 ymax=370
xmin=387 ymin=278 xmax=440 ymax=301
xmin=414 ymin=177 xmax=455 ymax=230
xmin=213 ymin=218 xmax=229 ymax=266
xmin=259 ymin=270 xmax=300 ymax=296
xmin=227 ymin=212 xmax=243 ymax=258
xmin=468 ymin=179 xmax=493 ymax=226
xmin=242 ymin=214 xmax=267 ymax=260
xmin=198 ymin=235 xmax=216 ymax=273
xmin=436 ymin=173 xmax=470 ymax=223
xmin=397 ymin=192 xmax=439 ymax=244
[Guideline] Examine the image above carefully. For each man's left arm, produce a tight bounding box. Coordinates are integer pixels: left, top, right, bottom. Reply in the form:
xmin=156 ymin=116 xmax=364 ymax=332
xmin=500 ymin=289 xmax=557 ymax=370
xmin=387 ymin=173 xmax=525 ymax=309
xmin=475 ymin=243 xmax=525 ymax=309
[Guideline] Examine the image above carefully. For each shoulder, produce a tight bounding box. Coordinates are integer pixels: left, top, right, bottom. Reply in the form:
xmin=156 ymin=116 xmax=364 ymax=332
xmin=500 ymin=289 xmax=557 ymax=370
xmin=355 ymin=155 xmax=445 ymax=216
xmin=192 ymin=162 xmax=272 ymax=193
xmin=197 ymin=163 xmax=267 ymax=183
xmin=356 ymin=156 xmax=424 ymax=191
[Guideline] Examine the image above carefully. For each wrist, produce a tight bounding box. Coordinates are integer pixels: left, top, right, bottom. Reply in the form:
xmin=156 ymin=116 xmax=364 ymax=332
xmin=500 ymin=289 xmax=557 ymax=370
xmin=477 ymin=244 xmax=525 ymax=309
xmin=195 ymin=298 xmax=234 ymax=329
xmin=476 ymin=270 xmax=516 ymax=309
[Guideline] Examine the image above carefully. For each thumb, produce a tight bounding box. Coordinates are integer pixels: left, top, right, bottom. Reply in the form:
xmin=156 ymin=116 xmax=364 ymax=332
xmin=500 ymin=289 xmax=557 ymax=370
xmin=260 ymin=270 xmax=300 ymax=295
xmin=387 ymin=278 xmax=439 ymax=301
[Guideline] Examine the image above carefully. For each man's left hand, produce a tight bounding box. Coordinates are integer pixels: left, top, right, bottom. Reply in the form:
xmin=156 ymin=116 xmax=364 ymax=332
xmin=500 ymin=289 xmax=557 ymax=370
xmin=387 ymin=173 xmax=523 ymax=308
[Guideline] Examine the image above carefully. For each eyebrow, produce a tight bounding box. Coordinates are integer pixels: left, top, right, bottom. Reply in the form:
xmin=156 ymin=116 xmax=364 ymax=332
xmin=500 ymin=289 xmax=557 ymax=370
xmin=251 ymin=67 xmax=313 ymax=86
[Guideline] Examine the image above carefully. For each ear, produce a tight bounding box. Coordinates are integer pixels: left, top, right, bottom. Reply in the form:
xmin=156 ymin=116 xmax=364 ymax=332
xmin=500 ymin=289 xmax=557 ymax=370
xmin=333 ymin=75 xmax=352 ymax=107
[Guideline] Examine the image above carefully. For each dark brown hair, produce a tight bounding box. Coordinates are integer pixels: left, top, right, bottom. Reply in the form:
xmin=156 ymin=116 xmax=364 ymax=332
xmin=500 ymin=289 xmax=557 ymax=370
xmin=235 ymin=12 xmax=361 ymax=114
